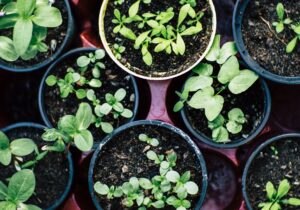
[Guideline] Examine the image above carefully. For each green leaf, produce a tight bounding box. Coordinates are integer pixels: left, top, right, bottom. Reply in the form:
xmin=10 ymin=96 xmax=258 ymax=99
xmin=89 ymin=79 xmax=102 ymax=88
xmin=77 ymin=55 xmax=90 ymax=67
xmin=217 ymin=42 xmax=238 ymax=64
xmin=119 ymin=26 xmax=136 ymax=40
xmin=152 ymin=200 xmax=165 ymax=208
xmin=139 ymin=178 xmax=152 ymax=190
xmin=0 ymin=181 xmax=8 ymax=200
xmin=101 ymin=122 xmax=114 ymax=134
xmin=176 ymin=34 xmax=185 ymax=55
xmin=276 ymin=3 xmax=284 ymax=20
xmin=135 ymin=31 xmax=150 ymax=48
xmin=218 ymin=56 xmax=240 ymax=84
xmin=276 ymin=179 xmax=290 ymax=199
xmin=0 ymin=149 xmax=11 ymax=166
xmin=100 ymin=103 xmax=112 ymax=115
xmin=142 ymin=50 xmax=152 ymax=66
xmin=10 ymin=138 xmax=36 ymax=156
xmin=58 ymin=115 xmax=78 ymax=134
xmin=8 ymin=169 xmax=35 ymax=202
xmin=121 ymin=109 xmax=133 ymax=118
xmin=1 ymin=2 xmax=17 ymax=14
xmin=0 ymin=201 xmax=16 ymax=210
xmin=212 ymin=126 xmax=229 ymax=142
xmin=193 ymin=63 xmax=213 ymax=76
xmin=166 ymin=171 xmax=180 ymax=183
xmin=13 ymin=18 xmax=33 ymax=55
xmin=76 ymin=103 xmax=93 ymax=130
xmin=286 ymin=37 xmax=298 ymax=53
xmin=0 ymin=36 xmax=18 ymax=62
xmin=266 ymin=181 xmax=275 ymax=200
xmin=228 ymin=70 xmax=258 ymax=94
xmin=21 ymin=204 xmax=42 ymax=210
xmin=228 ymin=108 xmax=246 ymax=124
xmin=206 ymin=34 xmax=220 ymax=61
xmin=184 ymin=181 xmax=198 ymax=195
xmin=94 ymin=182 xmax=109 ymax=195
xmin=95 ymin=49 xmax=105 ymax=59
xmin=45 ymin=75 xmax=57 ymax=86
xmin=74 ymin=130 xmax=93 ymax=152
xmin=115 ymin=88 xmax=126 ymax=101
xmin=178 ymin=4 xmax=190 ymax=27
xmin=129 ymin=0 xmax=140 ymax=17
xmin=285 ymin=198 xmax=300 ymax=206
xmin=276 ymin=22 xmax=284 ymax=33
xmin=16 ymin=0 xmax=36 ymax=17
xmin=173 ymin=101 xmax=184 ymax=112
xmin=184 ymin=75 xmax=213 ymax=92
xmin=76 ymin=89 xmax=86 ymax=99
xmin=208 ymin=115 xmax=225 ymax=130
xmin=0 ymin=14 xmax=19 ymax=29
xmin=180 ymin=22 xmax=202 ymax=36
xmin=226 ymin=121 xmax=242 ymax=134
xmin=32 ymin=5 xmax=62 ymax=27
xmin=0 ymin=132 xmax=9 ymax=150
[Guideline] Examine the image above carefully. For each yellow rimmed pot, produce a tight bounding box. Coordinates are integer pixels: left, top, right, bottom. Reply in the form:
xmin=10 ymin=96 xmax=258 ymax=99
xmin=98 ymin=0 xmax=217 ymax=80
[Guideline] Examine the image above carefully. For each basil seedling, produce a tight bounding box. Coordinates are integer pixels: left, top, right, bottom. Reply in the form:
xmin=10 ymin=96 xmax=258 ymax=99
xmin=259 ymin=179 xmax=300 ymax=210
xmin=0 ymin=169 xmax=41 ymax=210
xmin=0 ymin=0 xmax=62 ymax=62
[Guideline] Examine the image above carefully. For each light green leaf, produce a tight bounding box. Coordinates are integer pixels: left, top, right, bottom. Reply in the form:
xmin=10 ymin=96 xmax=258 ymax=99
xmin=94 ymin=182 xmax=109 ymax=195
xmin=184 ymin=75 xmax=213 ymax=92
xmin=0 ymin=181 xmax=8 ymax=200
xmin=0 ymin=149 xmax=11 ymax=166
xmin=286 ymin=37 xmax=298 ymax=53
xmin=32 ymin=5 xmax=62 ymax=27
xmin=285 ymin=198 xmax=300 ymax=206
xmin=184 ymin=181 xmax=198 ymax=195
xmin=0 ymin=201 xmax=16 ymax=210
xmin=193 ymin=63 xmax=213 ymax=76
xmin=101 ymin=122 xmax=114 ymax=134
xmin=217 ymin=42 xmax=238 ymax=64
xmin=212 ymin=126 xmax=229 ymax=143
xmin=228 ymin=70 xmax=258 ymax=94
xmin=13 ymin=18 xmax=33 ymax=55
xmin=58 ymin=115 xmax=78 ymax=134
xmin=139 ymin=178 xmax=152 ymax=190
xmin=16 ymin=0 xmax=36 ymax=17
xmin=277 ymin=179 xmax=290 ymax=199
xmin=76 ymin=103 xmax=93 ymax=130
xmin=206 ymin=34 xmax=220 ymax=61
xmin=0 ymin=14 xmax=19 ymax=29
xmin=166 ymin=171 xmax=180 ymax=183
xmin=45 ymin=75 xmax=57 ymax=86
xmin=0 ymin=36 xmax=18 ymax=62
xmin=226 ymin=121 xmax=242 ymax=134
xmin=276 ymin=3 xmax=284 ymax=20
xmin=115 ymin=88 xmax=126 ymax=101
xmin=74 ymin=130 xmax=93 ymax=152
xmin=176 ymin=34 xmax=185 ymax=55
xmin=134 ymin=31 xmax=150 ymax=48
xmin=0 ymin=132 xmax=9 ymax=150
xmin=10 ymin=138 xmax=36 ymax=156
xmin=8 ymin=169 xmax=35 ymax=202
xmin=119 ymin=27 xmax=136 ymax=40
xmin=266 ymin=182 xmax=275 ymax=200
xmin=178 ymin=4 xmax=190 ymax=27
xmin=128 ymin=0 xmax=140 ymax=17
xmin=100 ymin=103 xmax=112 ymax=115
xmin=180 ymin=21 xmax=202 ymax=36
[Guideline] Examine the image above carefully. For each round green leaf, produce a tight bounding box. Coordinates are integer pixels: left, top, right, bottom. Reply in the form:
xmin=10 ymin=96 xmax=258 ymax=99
xmin=114 ymin=88 xmax=126 ymax=101
xmin=10 ymin=138 xmax=36 ymax=156
xmin=0 ymin=36 xmax=18 ymax=62
xmin=89 ymin=79 xmax=102 ymax=88
xmin=74 ymin=130 xmax=93 ymax=152
xmin=166 ymin=171 xmax=180 ymax=183
xmin=16 ymin=0 xmax=36 ymax=17
xmin=95 ymin=49 xmax=105 ymax=59
xmin=58 ymin=115 xmax=78 ymax=134
xmin=139 ymin=178 xmax=152 ymax=190
xmin=94 ymin=182 xmax=109 ymax=195
xmin=184 ymin=181 xmax=199 ymax=195
xmin=228 ymin=70 xmax=258 ymax=94
xmin=101 ymin=122 xmax=114 ymax=134
xmin=45 ymin=75 xmax=57 ymax=86
xmin=217 ymin=42 xmax=238 ymax=64
xmin=32 ymin=5 xmax=62 ymax=27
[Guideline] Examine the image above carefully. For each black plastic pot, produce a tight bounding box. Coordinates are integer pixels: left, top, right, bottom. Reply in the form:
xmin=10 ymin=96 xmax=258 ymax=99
xmin=88 ymin=120 xmax=208 ymax=210
xmin=1 ymin=122 xmax=74 ymax=210
xmin=0 ymin=0 xmax=75 ymax=73
xmin=38 ymin=47 xmax=139 ymax=147
xmin=180 ymin=77 xmax=272 ymax=149
xmin=232 ymin=0 xmax=300 ymax=84
xmin=242 ymin=133 xmax=300 ymax=210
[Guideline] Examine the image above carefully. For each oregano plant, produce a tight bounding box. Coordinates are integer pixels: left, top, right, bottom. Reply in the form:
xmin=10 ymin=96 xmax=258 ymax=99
xmin=0 ymin=0 xmax=63 ymax=62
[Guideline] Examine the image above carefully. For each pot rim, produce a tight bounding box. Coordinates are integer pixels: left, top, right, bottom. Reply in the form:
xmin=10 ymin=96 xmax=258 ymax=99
xmin=242 ymin=133 xmax=300 ymax=210
xmin=1 ymin=122 xmax=74 ymax=210
xmin=232 ymin=0 xmax=300 ymax=84
xmin=98 ymin=0 xmax=217 ymax=80
xmin=88 ymin=120 xmax=208 ymax=210
xmin=0 ymin=0 xmax=75 ymax=73
xmin=38 ymin=47 xmax=140 ymax=147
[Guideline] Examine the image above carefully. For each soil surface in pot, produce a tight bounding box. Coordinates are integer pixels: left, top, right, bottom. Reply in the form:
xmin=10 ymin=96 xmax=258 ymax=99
xmin=246 ymin=138 xmax=300 ymax=210
xmin=92 ymin=124 xmax=203 ymax=210
xmin=242 ymin=0 xmax=300 ymax=77
xmin=0 ymin=126 xmax=70 ymax=209
xmin=0 ymin=1 xmax=68 ymax=68
xmin=185 ymin=71 xmax=265 ymax=143
xmin=103 ymin=0 xmax=213 ymax=77
xmin=43 ymin=50 xmax=136 ymax=144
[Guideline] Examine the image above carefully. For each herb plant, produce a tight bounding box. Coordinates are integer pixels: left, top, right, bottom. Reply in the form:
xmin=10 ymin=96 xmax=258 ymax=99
xmin=0 ymin=169 xmax=41 ymax=210
xmin=174 ymin=35 xmax=258 ymax=143
xmin=0 ymin=0 xmax=63 ymax=62
xmin=0 ymin=131 xmax=36 ymax=166
xmin=94 ymin=133 xmax=199 ymax=209
xmin=111 ymin=0 xmax=206 ymax=65
xmin=45 ymin=49 xmax=134 ymax=135
xmin=286 ymin=24 xmax=300 ymax=53
xmin=259 ymin=179 xmax=300 ymax=210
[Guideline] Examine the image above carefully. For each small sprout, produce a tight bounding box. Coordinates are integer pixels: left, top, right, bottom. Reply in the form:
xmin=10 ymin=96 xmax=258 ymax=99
xmin=226 ymin=108 xmax=246 ymax=134
xmin=113 ymin=43 xmax=126 ymax=59
xmin=179 ymin=0 xmax=196 ymax=7
xmin=286 ymin=24 xmax=300 ymax=53
xmin=138 ymin=134 xmax=159 ymax=146
xmin=259 ymin=179 xmax=300 ymax=210
xmin=272 ymin=3 xmax=292 ymax=33
xmin=0 ymin=169 xmax=41 ymax=210
xmin=94 ymin=182 xmax=123 ymax=199
xmin=114 ymin=0 xmax=124 ymax=5
xmin=271 ymin=146 xmax=279 ymax=156
xmin=147 ymin=150 xmax=164 ymax=164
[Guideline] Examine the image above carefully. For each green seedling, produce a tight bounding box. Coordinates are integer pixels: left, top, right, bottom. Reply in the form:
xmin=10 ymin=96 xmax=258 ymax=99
xmin=272 ymin=3 xmax=292 ymax=33
xmin=147 ymin=150 xmax=164 ymax=164
xmin=286 ymin=24 xmax=300 ymax=53
xmin=94 ymin=182 xmax=123 ymax=199
xmin=113 ymin=43 xmax=125 ymax=59
xmin=138 ymin=133 xmax=159 ymax=146
xmin=179 ymin=0 xmax=196 ymax=7
xmin=259 ymin=179 xmax=300 ymax=210
xmin=0 ymin=169 xmax=41 ymax=210
xmin=114 ymin=0 xmax=124 ymax=5
xmin=42 ymin=102 xmax=94 ymax=152
xmin=0 ymin=131 xmax=36 ymax=166
xmin=0 ymin=0 xmax=62 ymax=62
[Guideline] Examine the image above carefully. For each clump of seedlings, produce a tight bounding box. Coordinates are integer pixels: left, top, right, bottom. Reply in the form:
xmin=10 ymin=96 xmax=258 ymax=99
xmin=94 ymin=133 xmax=199 ymax=209
xmin=45 ymin=49 xmax=133 ymax=135
xmin=0 ymin=169 xmax=41 ymax=210
xmin=259 ymin=179 xmax=300 ymax=210
xmin=271 ymin=2 xmax=300 ymax=53
xmin=0 ymin=0 xmax=63 ymax=62
xmin=111 ymin=0 xmax=206 ymax=66
xmin=174 ymin=35 xmax=259 ymax=143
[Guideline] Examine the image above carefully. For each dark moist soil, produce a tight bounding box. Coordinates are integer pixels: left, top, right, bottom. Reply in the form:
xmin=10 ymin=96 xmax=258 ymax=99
xmin=0 ymin=1 xmax=68 ymax=68
xmin=104 ymin=0 xmax=213 ymax=78
xmin=44 ymin=50 xmax=136 ymax=144
xmin=246 ymin=138 xmax=300 ymax=210
xmin=185 ymin=66 xmax=265 ymax=143
xmin=242 ymin=0 xmax=300 ymax=77
xmin=0 ymin=126 xmax=70 ymax=209
xmin=92 ymin=124 xmax=203 ymax=210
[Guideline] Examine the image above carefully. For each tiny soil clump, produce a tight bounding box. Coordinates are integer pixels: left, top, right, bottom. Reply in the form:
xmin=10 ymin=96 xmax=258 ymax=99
xmin=246 ymin=138 xmax=300 ymax=210
xmin=242 ymin=0 xmax=300 ymax=77
xmin=0 ymin=126 xmax=70 ymax=209
xmin=92 ymin=123 xmax=204 ymax=210
xmin=43 ymin=49 xmax=137 ymax=144
xmin=103 ymin=0 xmax=214 ymax=77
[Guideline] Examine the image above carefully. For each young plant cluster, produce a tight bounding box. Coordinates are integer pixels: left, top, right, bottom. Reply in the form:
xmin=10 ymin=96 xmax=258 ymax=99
xmin=174 ymin=35 xmax=258 ymax=143
xmin=272 ymin=3 xmax=300 ymax=53
xmin=94 ymin=133 xmax=199 ymax=210
xmin=0 ymin=0 xmax=63 ymax=62
xmin=45 ymin=49 xmax=133 ymax=135
xmin=259 ymin=179 xmax=300 ymax=210
xmin=111 ymin=0 xmax=205 ymax=65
